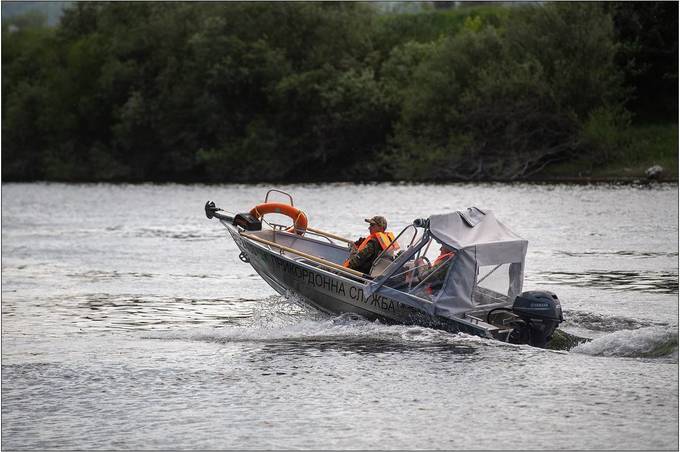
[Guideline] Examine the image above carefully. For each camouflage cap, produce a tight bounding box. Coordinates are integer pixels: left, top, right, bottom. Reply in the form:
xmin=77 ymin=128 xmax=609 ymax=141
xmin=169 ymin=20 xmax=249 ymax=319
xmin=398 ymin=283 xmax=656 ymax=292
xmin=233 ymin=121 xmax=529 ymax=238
xmin=365 ymin=215 xmax=387 ymax=229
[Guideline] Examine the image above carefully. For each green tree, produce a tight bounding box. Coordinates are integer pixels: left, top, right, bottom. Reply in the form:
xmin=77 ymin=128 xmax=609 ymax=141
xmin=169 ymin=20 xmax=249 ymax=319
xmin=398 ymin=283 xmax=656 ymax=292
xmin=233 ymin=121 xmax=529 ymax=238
xmin=2 ymin=1 xmax=669 ymax=183
xmin=606 ymin=1 xmax=678 ymax=120
xmin=385 ymin=2 xmax=628 ymax=180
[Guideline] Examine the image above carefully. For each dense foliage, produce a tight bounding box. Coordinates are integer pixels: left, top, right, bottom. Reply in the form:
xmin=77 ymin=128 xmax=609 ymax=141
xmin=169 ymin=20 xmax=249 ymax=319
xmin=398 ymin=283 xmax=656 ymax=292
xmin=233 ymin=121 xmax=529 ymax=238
xmin=2 ymin=2 xmax=676 ymax=182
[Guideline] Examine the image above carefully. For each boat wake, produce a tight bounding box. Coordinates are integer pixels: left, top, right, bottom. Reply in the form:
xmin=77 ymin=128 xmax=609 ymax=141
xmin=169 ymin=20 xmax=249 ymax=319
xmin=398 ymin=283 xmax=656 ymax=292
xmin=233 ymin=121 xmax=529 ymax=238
xmin=144 ymin=294 xmax=505 ymax=352
xmin=153 ymin=315 xmax=486 ymax=348
xmin=237 ymin=293 xmax=511 ymax=349
xmin=571 ymin=326 xmax=678 ymax=359
xmin=144 ymin=295 xmax=676 ymax=358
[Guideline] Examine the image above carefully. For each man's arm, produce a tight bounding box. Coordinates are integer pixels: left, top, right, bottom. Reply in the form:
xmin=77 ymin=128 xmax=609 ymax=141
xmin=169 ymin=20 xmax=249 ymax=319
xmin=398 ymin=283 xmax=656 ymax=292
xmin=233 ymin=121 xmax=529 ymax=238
xmin=346 ymin=239 xmax=378 ymax=272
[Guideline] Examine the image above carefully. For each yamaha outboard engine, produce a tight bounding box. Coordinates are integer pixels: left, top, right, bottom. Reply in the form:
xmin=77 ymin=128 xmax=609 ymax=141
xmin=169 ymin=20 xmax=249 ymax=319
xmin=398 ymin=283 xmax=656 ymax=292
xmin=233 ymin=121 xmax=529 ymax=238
xmin=509 ymin=291 xmax=564 ymax=348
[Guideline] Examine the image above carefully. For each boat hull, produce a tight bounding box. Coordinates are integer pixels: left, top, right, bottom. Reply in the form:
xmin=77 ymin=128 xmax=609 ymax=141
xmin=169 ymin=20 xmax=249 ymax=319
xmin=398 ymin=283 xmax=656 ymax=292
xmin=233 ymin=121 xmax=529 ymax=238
xmin=227 ymin=226 xmax=497 ymax=339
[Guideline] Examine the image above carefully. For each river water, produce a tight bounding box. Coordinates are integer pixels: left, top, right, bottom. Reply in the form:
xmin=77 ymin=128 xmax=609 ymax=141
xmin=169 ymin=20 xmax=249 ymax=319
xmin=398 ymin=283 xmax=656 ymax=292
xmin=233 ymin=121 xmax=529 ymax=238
xmin=2 ymin=182 xmax=678 ymax=450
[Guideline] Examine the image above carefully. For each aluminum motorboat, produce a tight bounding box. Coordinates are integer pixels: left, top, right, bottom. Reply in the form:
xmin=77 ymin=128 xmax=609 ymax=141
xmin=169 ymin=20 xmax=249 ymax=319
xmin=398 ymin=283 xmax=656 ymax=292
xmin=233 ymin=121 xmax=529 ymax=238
xmin=205 ymin=189 xmax=572 ymax=349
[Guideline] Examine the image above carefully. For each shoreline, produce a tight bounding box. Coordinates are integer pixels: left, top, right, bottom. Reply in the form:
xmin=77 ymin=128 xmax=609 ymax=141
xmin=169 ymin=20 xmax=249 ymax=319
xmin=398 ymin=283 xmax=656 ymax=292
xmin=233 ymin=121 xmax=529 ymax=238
xmin=2 ymin=176 xmax=677 ymax=185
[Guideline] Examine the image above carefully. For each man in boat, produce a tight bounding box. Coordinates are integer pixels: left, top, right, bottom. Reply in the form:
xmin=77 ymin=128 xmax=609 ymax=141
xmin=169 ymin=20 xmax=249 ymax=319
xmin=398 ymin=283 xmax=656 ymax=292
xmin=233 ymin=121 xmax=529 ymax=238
xmin=417 ymin=244 xmax=456 ymax=286
xmin=343 ymin=216 xmax=398 ymax=275
xmin=402 ymin=243 xmax=456 ymax=296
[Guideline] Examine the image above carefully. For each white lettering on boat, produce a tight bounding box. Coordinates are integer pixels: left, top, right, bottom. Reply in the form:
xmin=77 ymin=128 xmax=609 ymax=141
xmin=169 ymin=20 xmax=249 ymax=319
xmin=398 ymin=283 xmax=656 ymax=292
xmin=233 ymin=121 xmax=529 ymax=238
xmin=247 ymin=243 xmax=398 ymax=313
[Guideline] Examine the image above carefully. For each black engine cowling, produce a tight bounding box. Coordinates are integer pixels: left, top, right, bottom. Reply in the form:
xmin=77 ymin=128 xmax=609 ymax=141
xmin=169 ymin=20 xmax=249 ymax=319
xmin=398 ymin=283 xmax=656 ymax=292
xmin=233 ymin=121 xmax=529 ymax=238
xmin=509 ymin=291 xmax=564 ymax=348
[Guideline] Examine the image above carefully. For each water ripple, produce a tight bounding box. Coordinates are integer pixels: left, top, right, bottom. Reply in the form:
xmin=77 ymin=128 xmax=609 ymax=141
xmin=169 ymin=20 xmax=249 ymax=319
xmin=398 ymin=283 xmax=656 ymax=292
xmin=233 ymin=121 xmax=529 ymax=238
xmin=124 ymin=227 xmax=219 ymax=241
xmin=47 ymin=294 xmax=261 ymax=331
xmin=564 ymin=310 xmax=670 ymax=332
xmin=556 ymin=250 xmax=678 ymax=259
xmin=531 ymin=270 xmax=678 ymax=294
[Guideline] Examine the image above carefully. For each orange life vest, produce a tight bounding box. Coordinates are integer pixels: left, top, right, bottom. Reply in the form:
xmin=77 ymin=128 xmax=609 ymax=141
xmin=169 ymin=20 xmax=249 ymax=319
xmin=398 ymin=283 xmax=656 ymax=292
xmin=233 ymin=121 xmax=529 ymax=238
xmin=343 ymin=231 xmax=399 ymax=268
xmin=433 ymin=251 xmax=455 ymax=267
xmin=425 ymin=251 xmax=456 ymax=295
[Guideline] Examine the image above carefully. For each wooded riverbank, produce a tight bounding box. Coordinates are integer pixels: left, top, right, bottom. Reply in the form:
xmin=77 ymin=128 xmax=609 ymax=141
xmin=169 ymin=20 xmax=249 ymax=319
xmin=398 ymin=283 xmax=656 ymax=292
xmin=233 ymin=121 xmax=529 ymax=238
xmin=2 ymin=2 xmax=677 ymax=183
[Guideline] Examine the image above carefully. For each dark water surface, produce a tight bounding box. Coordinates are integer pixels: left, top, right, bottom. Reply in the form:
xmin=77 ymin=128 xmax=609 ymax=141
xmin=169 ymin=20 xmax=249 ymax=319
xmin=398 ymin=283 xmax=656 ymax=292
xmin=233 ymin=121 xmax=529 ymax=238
xmin=2 ymin=182 xmax=678 ymax=450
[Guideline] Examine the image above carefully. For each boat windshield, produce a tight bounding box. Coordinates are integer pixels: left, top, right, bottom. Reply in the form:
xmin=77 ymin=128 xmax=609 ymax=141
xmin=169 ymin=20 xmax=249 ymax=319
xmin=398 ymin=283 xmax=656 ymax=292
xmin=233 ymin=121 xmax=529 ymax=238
xmin=366 ymin=224 xmax=422 ymax=277
xmin=371 ymin=209 xmax=527 ymax=316
xmin=381 ymin=235 xmax=456 ymax=301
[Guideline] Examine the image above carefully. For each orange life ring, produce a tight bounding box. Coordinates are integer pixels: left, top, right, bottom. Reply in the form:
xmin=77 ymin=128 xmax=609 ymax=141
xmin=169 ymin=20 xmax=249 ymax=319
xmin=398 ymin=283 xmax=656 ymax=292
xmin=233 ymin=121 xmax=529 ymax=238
xmin=249 ymin=203 xmax=308 ymax=235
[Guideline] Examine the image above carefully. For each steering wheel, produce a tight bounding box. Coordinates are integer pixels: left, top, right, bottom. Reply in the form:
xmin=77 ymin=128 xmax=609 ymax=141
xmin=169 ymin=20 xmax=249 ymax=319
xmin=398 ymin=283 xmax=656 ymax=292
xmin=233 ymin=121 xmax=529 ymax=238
xmin=414 ymin=256 xmax=431 ymax=279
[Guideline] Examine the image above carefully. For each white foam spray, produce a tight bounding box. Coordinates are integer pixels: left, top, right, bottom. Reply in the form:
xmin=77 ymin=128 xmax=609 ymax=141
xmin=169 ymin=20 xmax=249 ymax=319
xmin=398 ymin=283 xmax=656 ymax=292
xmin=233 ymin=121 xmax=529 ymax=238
xmin=572 ymin=326 xmax=678 ymax=358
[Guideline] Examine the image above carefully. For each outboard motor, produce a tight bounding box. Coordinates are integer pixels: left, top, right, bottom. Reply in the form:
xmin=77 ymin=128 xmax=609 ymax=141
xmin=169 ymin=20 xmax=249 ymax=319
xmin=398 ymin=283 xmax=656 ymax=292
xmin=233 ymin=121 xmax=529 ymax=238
xmin=509 ymin=291 xmax=563 ymax=348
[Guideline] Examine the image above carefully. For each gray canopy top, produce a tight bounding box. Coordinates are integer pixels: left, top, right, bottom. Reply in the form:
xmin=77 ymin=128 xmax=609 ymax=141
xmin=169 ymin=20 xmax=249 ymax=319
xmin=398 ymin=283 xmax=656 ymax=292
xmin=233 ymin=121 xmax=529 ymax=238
xmin=374 ymin=207 xmax=529 ymax=317
xmin=424 ymin=208 xmax=528 ymax=315
xmin=428 ymin=208 xmax=528 ymax=267
xmin=429 ymin=208 xmax=527 ymax=250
